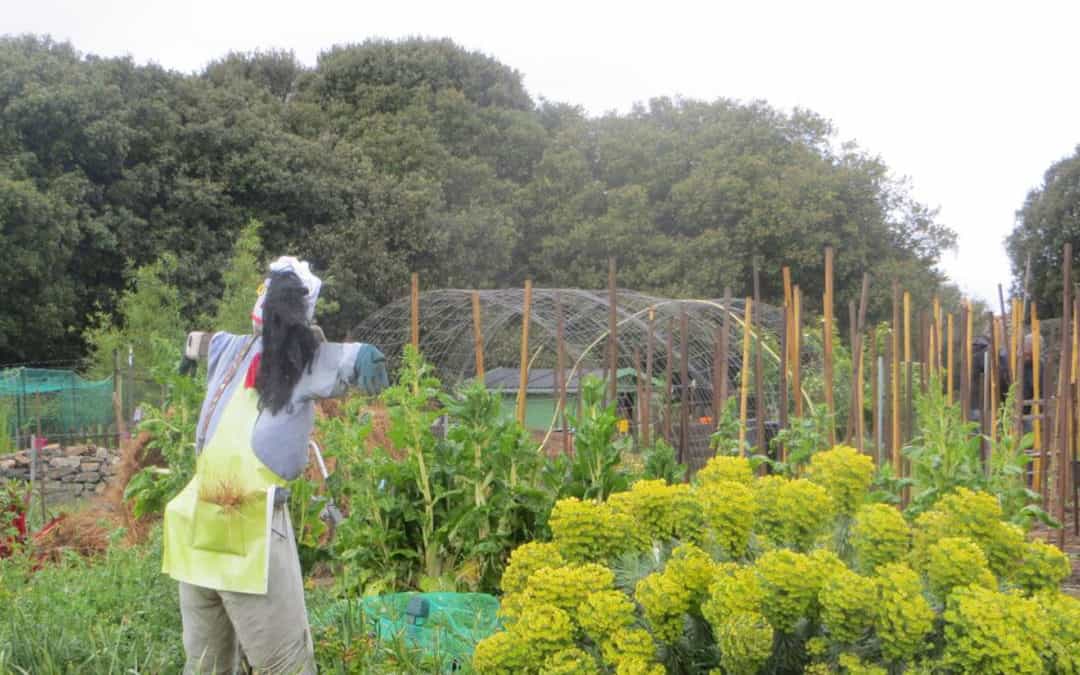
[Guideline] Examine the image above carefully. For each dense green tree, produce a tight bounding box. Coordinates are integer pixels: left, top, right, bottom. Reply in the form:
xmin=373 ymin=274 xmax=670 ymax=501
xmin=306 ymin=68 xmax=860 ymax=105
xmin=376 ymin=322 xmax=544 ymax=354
xmin=1006 ymin=144 xmax=1080 ymax=318
xmin=0 ymin=34 xmax=961 ymax=364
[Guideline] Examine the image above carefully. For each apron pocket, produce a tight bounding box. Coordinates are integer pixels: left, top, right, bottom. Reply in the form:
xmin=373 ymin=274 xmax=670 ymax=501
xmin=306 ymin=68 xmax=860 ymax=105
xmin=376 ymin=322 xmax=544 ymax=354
xmin=191 ymin=501 xmax=247 ymax=556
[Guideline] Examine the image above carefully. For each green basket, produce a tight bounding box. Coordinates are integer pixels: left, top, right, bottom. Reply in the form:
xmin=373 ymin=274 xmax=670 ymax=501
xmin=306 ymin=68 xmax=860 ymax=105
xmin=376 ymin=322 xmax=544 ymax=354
xmin=311 ymin=592 xmax=501 ymax=672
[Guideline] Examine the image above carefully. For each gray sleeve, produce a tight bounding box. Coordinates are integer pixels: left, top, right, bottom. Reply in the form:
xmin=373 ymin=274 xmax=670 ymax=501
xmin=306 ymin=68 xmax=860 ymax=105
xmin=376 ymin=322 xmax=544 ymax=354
xmin=293 ymin=342 xmax=363 ymax=402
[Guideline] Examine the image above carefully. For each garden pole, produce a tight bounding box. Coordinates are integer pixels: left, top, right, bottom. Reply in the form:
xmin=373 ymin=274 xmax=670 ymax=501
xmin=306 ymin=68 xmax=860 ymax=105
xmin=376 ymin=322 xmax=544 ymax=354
xmin=983 ymin=342 xmax=993 ymax=470
xmin=712 ymin=325 xmax=722 ymax=425
xmin=1057 ymin=243 xmax=1072 ymax=548
xmin=856 ymin=274 xmax=871 ymax=453
xmin=1014 ymin=296 xmax=1025 ymax=439
xmin=607 ymin=258 xmax=618 ymax=406
xmin=410 ymin=272 xmax=420 ymax=350
xmin=680 ymin=310 xmax=690 ymax=464
xmin=783 ymin=267 xmax=794 ymax=373
xmin=848 ymin=300 xmax=858 ymax=445
xmin=966 ymin=301 xmax=974 ymax=420
xmin=471 ymin=291 xmax=485 ymax=380
xmin=555 ymin=292 xmax=569 ymax=456
xmin=645 ymin=306 xmax=655 ymax=449
xmin=779 ymin=307 xmax=789 ymax=463
xmin=1032 ymin=305 xmax=1042 ymax=494
xmin=753 ymin=264 xmax=765 ymax=456
xmin=1074 ymin=294 xmax=1080 ymax=537
xmin=960 ymin=303 xmax=970 ymax=423
xmin=877 ymin=355 xmax=885 ymax=465
xmin=739 ymin=299 xmax=753 ymax=455
xmin=634 ymin=347 xmax=643 ymax=444
xmin=665 ymin=318 xmax=674 ymax=444
xmin=933 ymin=295 xmax=942 ymax=378
xmin=999 ymin=284 xmax=1012 ymax=384
xmin=823 ymin=247 xmax=836 ymax=445
xmin=719 ymin=288 xmax=732 ymax=410
xmin=891 ymin=281 xmax=901 ymax=476
xmin=871 ymin=336 xmax=879 ymax=461
xmin=516 ymin=279 xmax=533 ymax=426
xmin=920 ymin=311 xmax=930 ymax=396
xmin=904 ymin=291 xmax=913 ymax=446
xmin=947 ymin=313 xmax=955 ymax=403
xmin=793 ymin=286 xmax=803 ymax=417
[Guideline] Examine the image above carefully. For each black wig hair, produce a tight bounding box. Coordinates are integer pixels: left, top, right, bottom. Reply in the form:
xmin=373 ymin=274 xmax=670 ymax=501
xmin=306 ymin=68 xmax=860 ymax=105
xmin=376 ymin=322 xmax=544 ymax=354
xmin=255 ymin=270 xmax=318 ymax=415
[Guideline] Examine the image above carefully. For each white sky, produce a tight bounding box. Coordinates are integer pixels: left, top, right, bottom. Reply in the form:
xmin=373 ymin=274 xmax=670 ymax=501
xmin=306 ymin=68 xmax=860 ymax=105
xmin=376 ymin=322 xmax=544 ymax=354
xmin=6 ymin=0 xmax=1080 ymax=304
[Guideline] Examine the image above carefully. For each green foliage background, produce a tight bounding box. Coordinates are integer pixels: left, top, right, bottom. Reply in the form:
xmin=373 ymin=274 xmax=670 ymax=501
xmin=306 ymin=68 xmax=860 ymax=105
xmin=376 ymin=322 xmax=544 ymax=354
xmin=0 ymin=35 xmax=962 ymax=365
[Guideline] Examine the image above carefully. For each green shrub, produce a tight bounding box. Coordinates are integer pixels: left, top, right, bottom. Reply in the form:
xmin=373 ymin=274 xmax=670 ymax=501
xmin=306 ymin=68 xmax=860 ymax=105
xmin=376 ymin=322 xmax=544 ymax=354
xmin=820 ymin=567 xmax=876 ymax=644
xmin=1009 ymin=538 xmax=1072 ymax=596
xmin=941 ymin=584 xmax=1046 ymax=674
xmin=874 ymin=562 xmax=934 ymax=663
xmin=925 ymin=537 xmax=996 ymax=601
xmin=805 ymin=445 xmax=875 ymax=516
xmin=755 ymin=549 xmax=820 ymax=632
xmin=696 ymin=479 xmax=755 ymax=559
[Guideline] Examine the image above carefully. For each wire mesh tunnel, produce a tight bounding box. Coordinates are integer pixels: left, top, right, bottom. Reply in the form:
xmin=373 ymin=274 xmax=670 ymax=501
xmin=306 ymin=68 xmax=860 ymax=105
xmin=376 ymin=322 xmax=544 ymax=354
xmin=350 ymin=288 xmax=822 ymax=471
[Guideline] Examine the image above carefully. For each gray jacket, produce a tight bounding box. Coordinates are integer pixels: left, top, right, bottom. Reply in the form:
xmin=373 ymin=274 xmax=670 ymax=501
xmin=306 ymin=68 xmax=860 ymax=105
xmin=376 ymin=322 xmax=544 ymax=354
xmin=195 ymin=332 xmax=364 ymax=487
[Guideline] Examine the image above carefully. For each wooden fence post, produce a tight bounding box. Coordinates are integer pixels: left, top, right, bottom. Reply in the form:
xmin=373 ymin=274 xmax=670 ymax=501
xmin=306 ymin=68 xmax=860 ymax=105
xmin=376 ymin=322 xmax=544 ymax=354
xmin=516 ymin=280 xmax=533 ymax=425
xmin=410 ymin=272 xmax=420 ymax=350
xmin=739 ymin=299 xmax=753 ymax=455
xmin=471 ymin=291 xmax=485 ymax=380
xmin=823 ymin=247 xmax=835 ymax=444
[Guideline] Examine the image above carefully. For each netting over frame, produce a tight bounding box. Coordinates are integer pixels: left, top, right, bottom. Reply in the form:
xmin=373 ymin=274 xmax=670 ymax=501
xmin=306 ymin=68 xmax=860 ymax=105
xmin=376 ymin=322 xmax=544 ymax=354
xmin=351 ymin=289 xmax=822 ymax=440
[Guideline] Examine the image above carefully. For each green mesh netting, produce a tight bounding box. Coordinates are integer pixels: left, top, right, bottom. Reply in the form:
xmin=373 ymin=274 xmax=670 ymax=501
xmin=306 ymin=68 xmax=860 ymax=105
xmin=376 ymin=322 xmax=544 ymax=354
xmin=310 ymin=593 xmax=501 ymax=672
xmin=0 ymin=368 xmax=114 ymax=439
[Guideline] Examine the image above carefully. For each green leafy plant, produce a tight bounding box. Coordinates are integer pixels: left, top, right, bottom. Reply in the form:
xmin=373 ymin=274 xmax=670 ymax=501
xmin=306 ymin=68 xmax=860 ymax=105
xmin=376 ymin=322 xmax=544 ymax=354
xmin=765 ymin=406 xmax=833 ymax=476
xmin=641 ymin=438 xmax=686 ymax=484
xmin=562 ymin=375 xmax=631 ymax=500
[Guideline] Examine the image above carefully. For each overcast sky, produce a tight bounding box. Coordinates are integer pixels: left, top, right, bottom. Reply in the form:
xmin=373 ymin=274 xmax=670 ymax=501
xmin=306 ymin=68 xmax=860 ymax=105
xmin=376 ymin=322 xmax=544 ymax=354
xmin=7 ymin=0 xmax=1079 ymax=303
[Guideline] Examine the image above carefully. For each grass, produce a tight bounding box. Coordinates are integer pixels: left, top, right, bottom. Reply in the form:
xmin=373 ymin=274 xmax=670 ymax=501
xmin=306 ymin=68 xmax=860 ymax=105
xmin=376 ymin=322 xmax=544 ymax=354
xmin=0 ymin=521 xmax=479 ymax=674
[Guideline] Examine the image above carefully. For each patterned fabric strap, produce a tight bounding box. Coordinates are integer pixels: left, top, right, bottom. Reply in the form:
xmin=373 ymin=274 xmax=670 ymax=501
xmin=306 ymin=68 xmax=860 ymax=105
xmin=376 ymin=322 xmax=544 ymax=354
xmin=198 ymin=336 xmax=257 ymax=443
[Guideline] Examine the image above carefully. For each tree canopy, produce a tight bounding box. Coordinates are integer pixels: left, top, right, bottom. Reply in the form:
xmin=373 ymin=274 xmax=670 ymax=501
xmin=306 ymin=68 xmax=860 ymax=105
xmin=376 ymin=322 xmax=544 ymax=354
xmin=0 ymin=34 xmax=959 ymax=365
xmin=1006 ymin=144 xmax=1080 ymax=318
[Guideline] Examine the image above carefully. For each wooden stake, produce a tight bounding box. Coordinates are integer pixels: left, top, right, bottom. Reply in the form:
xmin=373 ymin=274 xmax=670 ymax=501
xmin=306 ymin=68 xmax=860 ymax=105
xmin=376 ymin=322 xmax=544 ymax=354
xmin=779 ymin=304 xmax=789 ymax=462
xmin=516 ymin=280 xmax=533 ymax=425
xmin=933 ymin=296 xmax=942 ymax=376
xmin=471 ymin=291 xmax=485 ymax=379
xmin=783 ymin=267 xmax=794 ymax=367
xmin=753 ymin=263 xmax=766 ymax=455
xmin=410 ymin=272 xmax=420 ymax=349
xmin=848 ymin=300 xmax=858 ymax=445
xmin=904 ymin=290 xmax=913 ymax=443
xmin=719 ymin=288 xmax=732 ymax=409
xmin=793 ymin=286 xmax=803 ymax=417
xmin=555 ymin=291 xmax=569 ymax=455
xmin=634 ymin=347 xmax=643 ymax=443
xmin=947 ymin=313 xmax=955 ymax=403
xmin=1032 ymin=304 xmax=1042 ymax=493
xmin=823 ymin=246 xmax=835 ymax=444
xmin=739 ymin=299 xmax=753 ymax=455
xmin=680 ymin=309 xmax=691 ymax=463
xmin=712 ymin=324 xmax=723 ymax=425
xmin=891 ymin=281 xmax=901 ymax=473
xmin=999 ymin=284 xmax=1012 ymax=384
xmin=644 ymin=306 xmax=655 ymax=449
xmin=665 ymin=318 xmax=674 ymax=444
xmin=871 ymin=332 xmax=879 ymax=461
xmin=854 ymin=274 xmax=870 ymax=452
xmin=1058 ymin=243 xmax=1072 ymax=548
xmin=607 ymin=258 xmax=618 ymax=405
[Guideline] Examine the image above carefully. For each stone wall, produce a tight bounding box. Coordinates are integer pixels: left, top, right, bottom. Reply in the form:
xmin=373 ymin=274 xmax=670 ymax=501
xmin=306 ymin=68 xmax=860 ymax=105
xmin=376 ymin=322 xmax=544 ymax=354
xmin=0 ymin=444 xmax=121 ymax=501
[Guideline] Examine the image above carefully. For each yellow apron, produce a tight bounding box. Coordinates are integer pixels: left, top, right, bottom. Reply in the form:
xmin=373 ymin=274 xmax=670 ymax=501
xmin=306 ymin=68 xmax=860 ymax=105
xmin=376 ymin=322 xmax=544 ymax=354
xmin=162 ymin=385 xmax=287 ymax=595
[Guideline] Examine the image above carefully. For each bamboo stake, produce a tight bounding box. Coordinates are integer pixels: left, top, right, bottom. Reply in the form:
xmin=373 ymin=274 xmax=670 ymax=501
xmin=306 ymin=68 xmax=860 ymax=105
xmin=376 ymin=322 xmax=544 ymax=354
xmin=779 ymin=305 xmax=789 ymax=462
xmin=1057 ymin=243 xmax=1073 ymax=548
xmin=719 ymin=288 xmax=732 ymax=409
xmin=793 ymin=286 xmax=803 ymax=417
xmin=680 ymin=309 xmax=691 ymax=463
xmin=665 ymin=319 xmax=674 ymax=444
xmin=410 ymin=272 xmax=420 ymax=349
xmin=1032 ymin=305 xmax=1042 ymax=493
xmin=823 ymin=247 xmax=835 ymax=444
xmin=1013 ymin=296 xmax=1024 ymax=439
xmin=933 ymin=296 xmax=942 ymax=377
xmin=947 ymin=313 xmax=955 ymax=403
xmin=555 ymin=291 xmax=569 ymax=456
xmin=855 ymin=274 xmax=870 ymax=452
xmin=904 ymin=291 xmax=913 ymax=444
xmin=634 ymin=347 xmax=643 ymax=443
xmin=999 ymin=284 xmax=1012 ymax=384
xmin=848 ymin=300 xmax=858 ymax=445
xmin=920 ymin=311 xmax=929 ymax=396
xmin=753 ymin=263 xmax=766 ymax=455
xmin=516 ymin=280 xmax=533 ymax=425
xmin=871 ymin=332 xmax=879 ymax=462
xmin=471 ymin=291 xmax=485 ymax=379
xmin=607 ymin=258 xmax=618 ymax=405
xmin=712 ymin=324 xmax=723 ymax=425
xmin=739 ymin=299 xmax=753 ymax=455
xmin=891 ymin=281 xmax=901 ymax=473
xmin=645 ymin=306 xmax=655 ymax=449
xmin=783 ymin=267 xmax=794 ymax=367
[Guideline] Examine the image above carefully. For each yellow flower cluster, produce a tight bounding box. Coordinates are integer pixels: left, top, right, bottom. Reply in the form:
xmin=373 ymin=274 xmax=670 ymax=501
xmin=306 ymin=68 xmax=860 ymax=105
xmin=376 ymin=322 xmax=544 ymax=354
xmin=695 ymin=454 xmax=754 ymax=486
xmin=941 ymin=584 xmax=1047 ymax=674
xmin=925 ymin=488 xmax=1025 ymax=578
xmin=548 ymin=497 xmax=640 ymax=563
xmin=754 ymin=477 xmax=835 ymax=551
xmin=521 ymin=563 xmax=616 ymax=617
xmin=665 ymin=543 xmax=720 ymax=608
xmin=540 ymin=647 xmax=599 ymax=675
xmin=837 ymin=653 xmax=888 ymax=675
xmin=635 ymin=568 xmax=693 ymax=643
xmin=601 ymin=628 xmax=660 ymax=672
xmin=754 ymin=549 xmax=821 ymax=632
xmin=1038 ymin=592 xmax=1080 ymax=674
xmin=806 ymin=445 xmax=875 ymax=515
xmin=501 ymin=542 xmax=566 ymax=594
xmin=820 ymin=567 xmax=876 ymax=644
xmin=609 ymin=479 xmax=703 ymax=544
xmin=474 ymin=603 xmax=578 ymax=674
xmin=851 ymin=503 xmax=911 ymax=573
xmin=696 ymin=478 xmax=755 ymax=559
xmin=576 ymin=590 xmax=636 ymax=644
xmin=924 ymin=537 xmax=995 ymax=601
xmin=1010 ymin=538 xmax=1072 ymax=596
xmin=874 ymin=562 xmax=934 ymax=663
xmin=712 ymin=610 xmax=774 ymax=675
